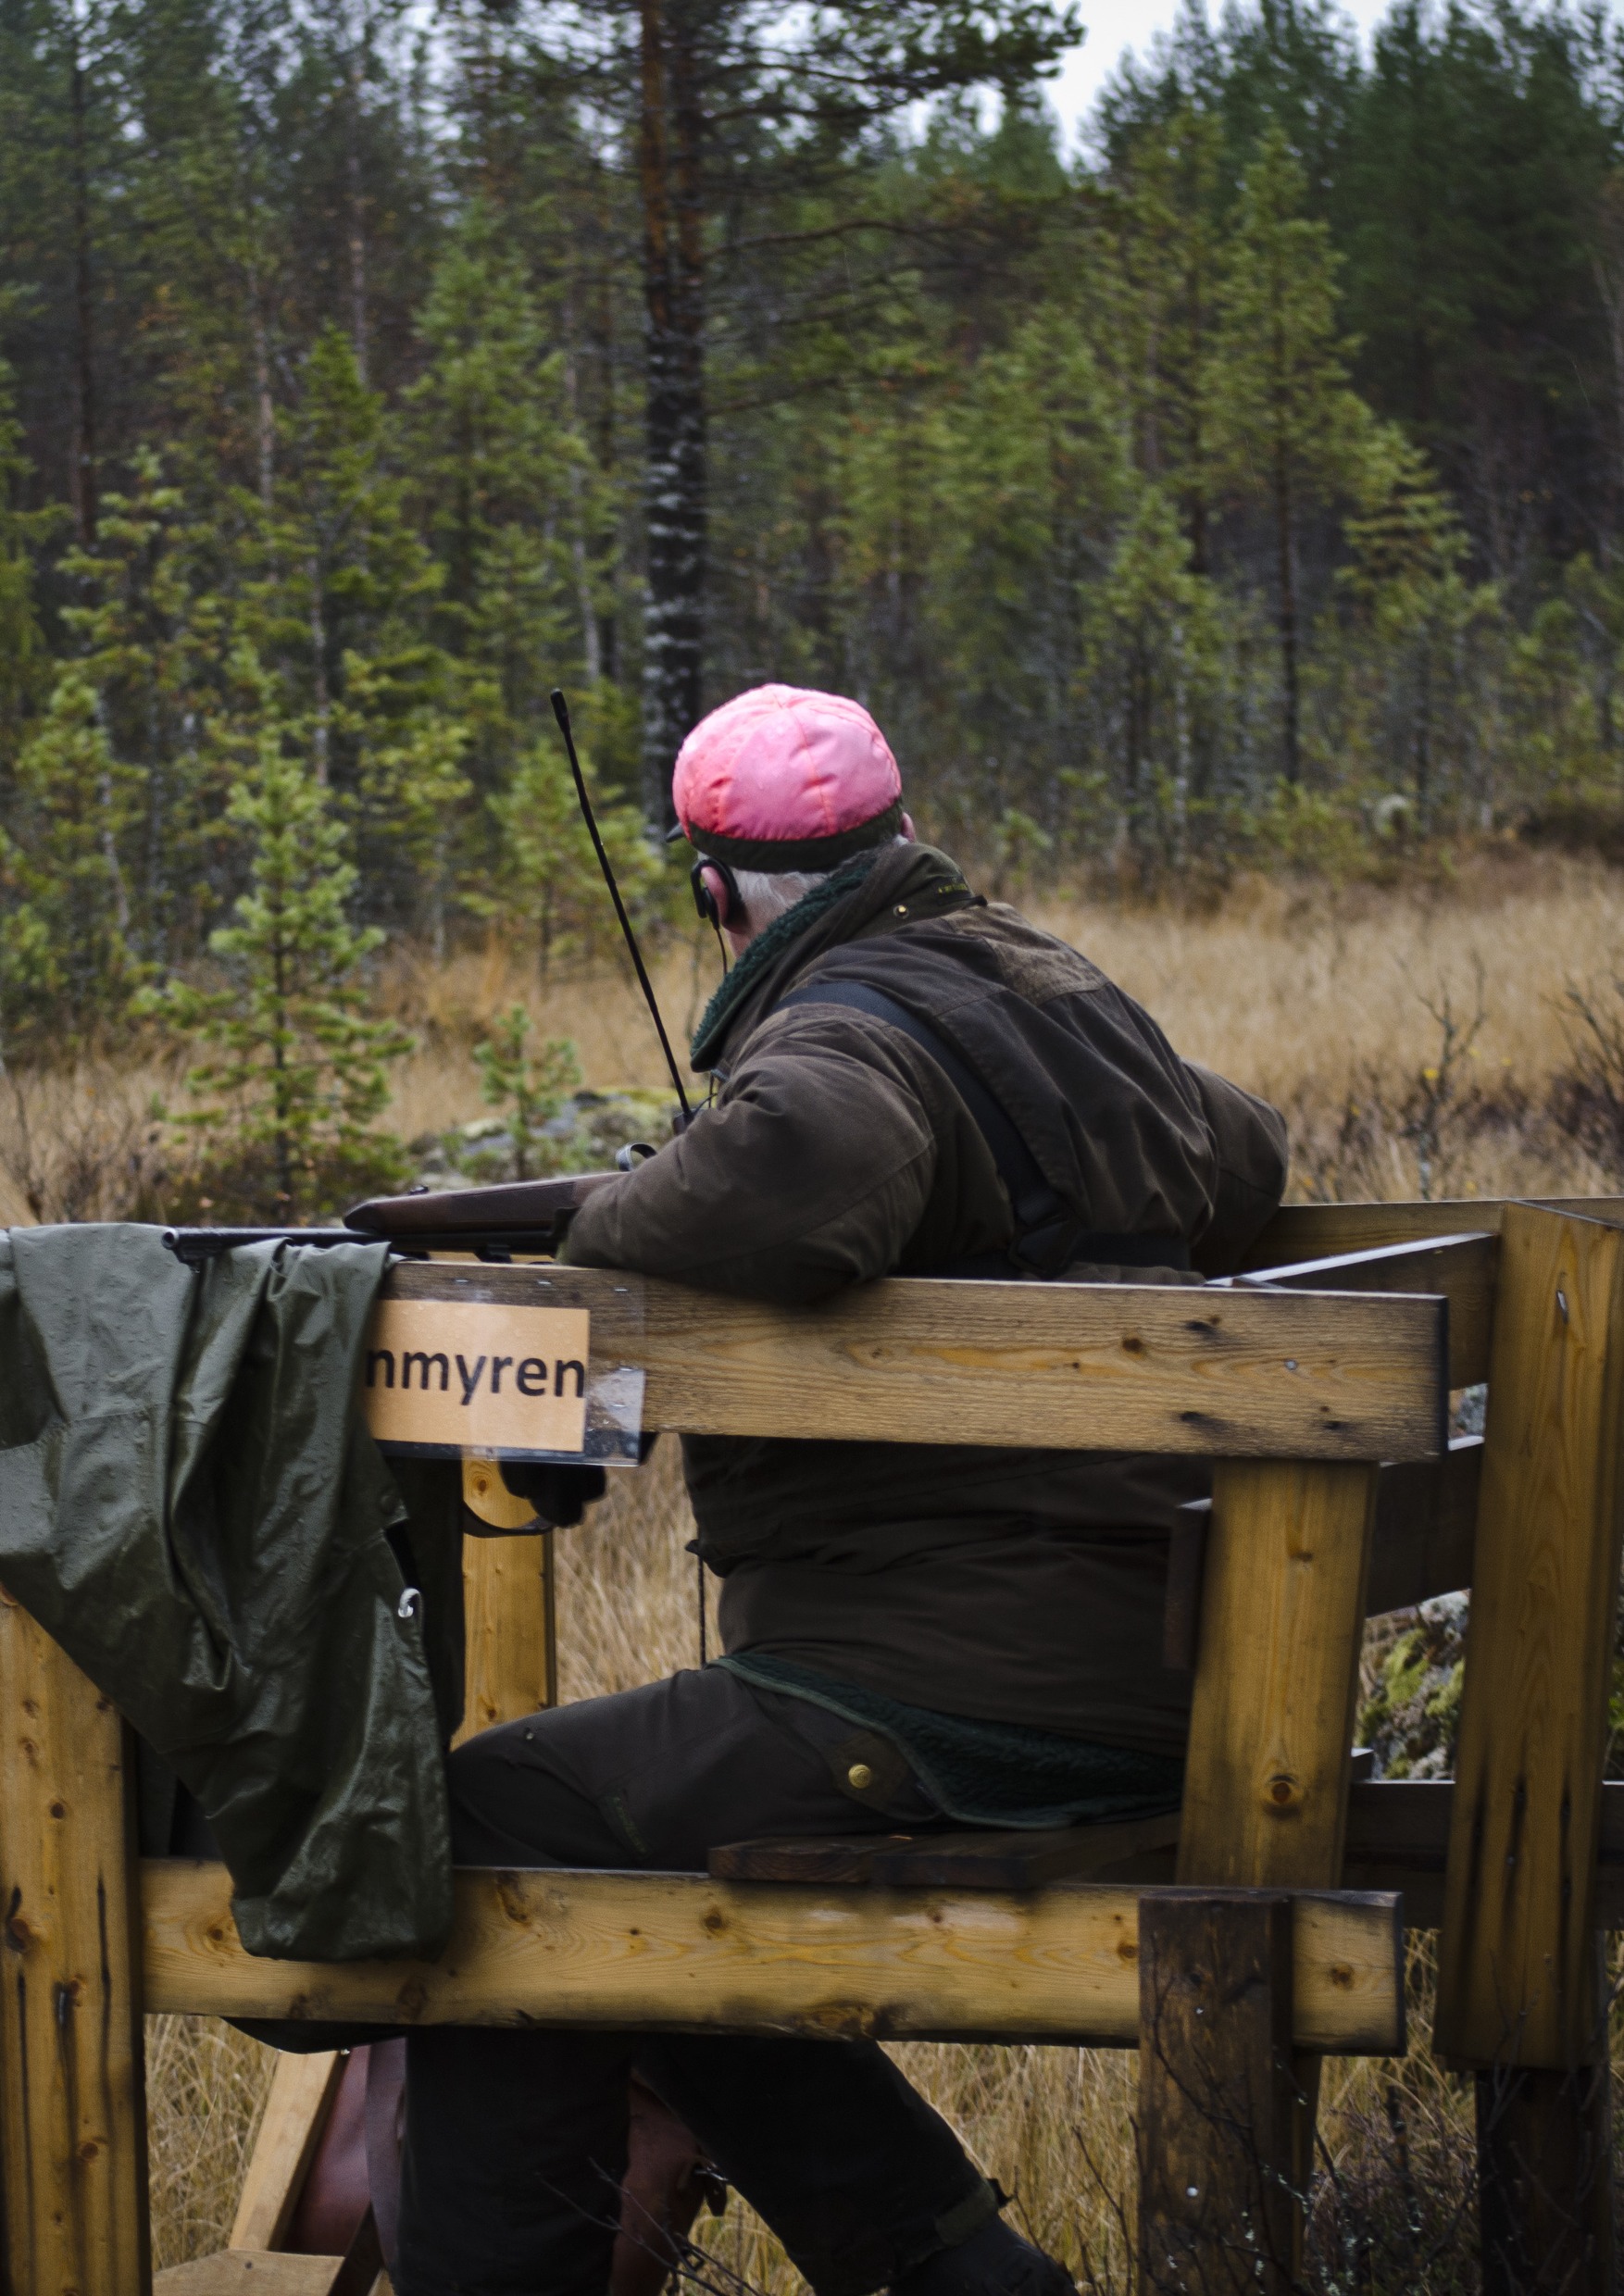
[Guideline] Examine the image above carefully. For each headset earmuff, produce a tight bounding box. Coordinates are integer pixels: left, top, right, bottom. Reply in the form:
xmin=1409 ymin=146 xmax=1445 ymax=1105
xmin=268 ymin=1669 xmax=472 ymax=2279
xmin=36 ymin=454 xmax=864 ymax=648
xmin=690 ymin=856 xmax=741 ymax=930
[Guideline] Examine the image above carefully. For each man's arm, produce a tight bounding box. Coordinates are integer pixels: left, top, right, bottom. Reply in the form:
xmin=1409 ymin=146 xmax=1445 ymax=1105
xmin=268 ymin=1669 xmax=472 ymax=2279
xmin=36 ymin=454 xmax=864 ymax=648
xmin=560 ymin=1012 xmax=944 ymax=1304
xmin=1183 ymin=1062 xmax=1290 ymax=1275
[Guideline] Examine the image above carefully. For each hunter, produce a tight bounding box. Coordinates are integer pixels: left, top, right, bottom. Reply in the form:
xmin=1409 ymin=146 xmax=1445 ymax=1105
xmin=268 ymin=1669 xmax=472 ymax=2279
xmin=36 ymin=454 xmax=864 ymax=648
xmin=395 ymin=684 xmax=1289 ymax=2296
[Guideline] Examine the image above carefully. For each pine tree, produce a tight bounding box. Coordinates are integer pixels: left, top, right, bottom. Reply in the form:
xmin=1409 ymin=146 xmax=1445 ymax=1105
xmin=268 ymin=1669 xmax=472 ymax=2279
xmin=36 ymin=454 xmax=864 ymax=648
xmin=241 ymin=325 xmax=461 ymax=930
xmin=472 ymin=1005 xmax=580 ymax=1181
xmin=1208 ymin=127 xmax=1374 ymax=782
xmin=0 ymin=350 xmax=53 ymax=749
xmin=483 ymin=735 xmax=662 ymax=981
xmin=403 ymin=206 xmax=601 ymax=800
xmin=144 ymin=673 xmax=412 ymax=1219
xmin=6 ymin=665 xmax=142 ymax=1038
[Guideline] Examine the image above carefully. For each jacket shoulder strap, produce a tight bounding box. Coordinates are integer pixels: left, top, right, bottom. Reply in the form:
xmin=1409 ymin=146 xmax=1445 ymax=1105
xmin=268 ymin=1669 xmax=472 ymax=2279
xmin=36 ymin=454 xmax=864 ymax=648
xmin=775 ymin=978 xmax=1188 ymax=1278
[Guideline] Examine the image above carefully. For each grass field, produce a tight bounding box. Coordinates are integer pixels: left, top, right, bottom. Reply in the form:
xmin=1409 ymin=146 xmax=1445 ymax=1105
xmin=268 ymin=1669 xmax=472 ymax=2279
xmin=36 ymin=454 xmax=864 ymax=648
xmin=125 ymin=850 xmax=1624 ymax=2285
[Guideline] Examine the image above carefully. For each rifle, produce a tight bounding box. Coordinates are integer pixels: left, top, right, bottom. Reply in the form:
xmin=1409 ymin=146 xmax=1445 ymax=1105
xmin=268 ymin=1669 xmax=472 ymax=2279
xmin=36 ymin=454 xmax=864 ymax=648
xmin=161 ymin=1171 xmax=620 ymax=1267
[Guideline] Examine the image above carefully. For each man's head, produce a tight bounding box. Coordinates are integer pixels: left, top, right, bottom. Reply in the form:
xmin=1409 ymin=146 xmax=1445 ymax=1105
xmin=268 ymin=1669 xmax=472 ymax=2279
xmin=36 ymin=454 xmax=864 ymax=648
xmin=673 ymin=684 xmax=913 ymax=953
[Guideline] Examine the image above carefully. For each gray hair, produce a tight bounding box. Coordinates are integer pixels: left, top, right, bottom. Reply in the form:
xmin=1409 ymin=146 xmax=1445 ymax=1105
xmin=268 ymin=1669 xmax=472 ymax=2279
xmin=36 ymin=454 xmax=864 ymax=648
xmin=729 ymin=867 xmax=830 ymax=935
xmin=731 ymin=835 xmax=909 ymax=938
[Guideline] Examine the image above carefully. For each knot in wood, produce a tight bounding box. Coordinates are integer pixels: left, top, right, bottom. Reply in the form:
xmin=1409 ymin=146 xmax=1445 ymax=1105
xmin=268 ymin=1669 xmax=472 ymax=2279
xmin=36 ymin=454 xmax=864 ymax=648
xmin=1265 ymin=1773 xmax=1301 ymax=1810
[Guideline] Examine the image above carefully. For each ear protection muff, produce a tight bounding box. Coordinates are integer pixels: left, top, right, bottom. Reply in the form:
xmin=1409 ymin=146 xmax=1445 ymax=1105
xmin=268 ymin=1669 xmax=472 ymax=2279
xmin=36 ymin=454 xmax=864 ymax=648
xmin=690 ymin=855 xmax=742 ymax=930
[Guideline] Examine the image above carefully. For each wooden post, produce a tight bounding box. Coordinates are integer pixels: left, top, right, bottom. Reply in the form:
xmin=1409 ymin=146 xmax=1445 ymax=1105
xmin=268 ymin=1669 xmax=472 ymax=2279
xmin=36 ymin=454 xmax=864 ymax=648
xmin=1166 ymin=1459 xmax=1380 ymax=2271
xmin=1434 ymin=1204 xmax=1624 ymax=2293
xmin=454 ymin=1534 xmax=556 ymax=1745
xmin=0 ymin=1589 xmax=149 ymax=2296
xmin=1138 ymin=1891 xmax=1298 ymax=2296
xmin=1475 ymin=2065 xmax=1614 ymax=2296
xmin=1177 ymin=1461 xmax=1380 ymax=1891
xmin=456 ymin=1456 xmax=556 ymax=1746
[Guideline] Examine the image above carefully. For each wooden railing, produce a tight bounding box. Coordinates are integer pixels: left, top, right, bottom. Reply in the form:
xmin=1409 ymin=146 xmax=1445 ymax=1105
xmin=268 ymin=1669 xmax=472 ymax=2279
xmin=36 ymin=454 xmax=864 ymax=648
xmin=1 ymin=1196 xmax=1620 ymax=2294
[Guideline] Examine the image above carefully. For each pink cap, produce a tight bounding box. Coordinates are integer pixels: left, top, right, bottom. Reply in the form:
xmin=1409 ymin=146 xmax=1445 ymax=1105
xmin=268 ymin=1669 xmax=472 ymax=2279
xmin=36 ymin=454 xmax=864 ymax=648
xmin=672 ymin=684 xmax=903 ymax=869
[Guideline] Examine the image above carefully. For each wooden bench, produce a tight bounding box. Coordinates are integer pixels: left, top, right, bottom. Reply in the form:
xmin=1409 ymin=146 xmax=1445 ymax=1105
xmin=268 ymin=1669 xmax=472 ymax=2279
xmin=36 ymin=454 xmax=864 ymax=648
xmin=1 ymin=1194 xmax=1620 ymax=2292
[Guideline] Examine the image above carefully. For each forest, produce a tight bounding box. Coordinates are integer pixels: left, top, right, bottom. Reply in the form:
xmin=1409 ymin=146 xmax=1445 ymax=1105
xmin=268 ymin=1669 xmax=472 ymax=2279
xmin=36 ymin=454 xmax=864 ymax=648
xmin=7 ymin=0 xmax=1624 ymax=1204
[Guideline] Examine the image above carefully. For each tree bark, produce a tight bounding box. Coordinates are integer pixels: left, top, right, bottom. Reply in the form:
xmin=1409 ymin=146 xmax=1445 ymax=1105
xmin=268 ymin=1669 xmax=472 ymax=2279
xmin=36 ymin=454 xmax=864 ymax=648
xmin=1275 ymin=454 xmax=1299 ymax=785
xmin=345 ymin=20 xmax=370 ymax=384
xmin=1271 ymin=310 xmax=1300 ymax=785
xmin=638 ymin=0 xmax=706 ymax=832
xmin=246 ymin=262 xmax=276 ymax=508
xmin=69 ymin=19 xmax=97 ymax=544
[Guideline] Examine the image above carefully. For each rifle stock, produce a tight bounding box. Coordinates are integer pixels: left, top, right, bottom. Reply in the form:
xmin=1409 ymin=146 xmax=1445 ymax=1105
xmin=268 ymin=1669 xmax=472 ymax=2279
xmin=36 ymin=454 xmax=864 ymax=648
xmin=161 ymin=1170 xmax=619 ymax=1266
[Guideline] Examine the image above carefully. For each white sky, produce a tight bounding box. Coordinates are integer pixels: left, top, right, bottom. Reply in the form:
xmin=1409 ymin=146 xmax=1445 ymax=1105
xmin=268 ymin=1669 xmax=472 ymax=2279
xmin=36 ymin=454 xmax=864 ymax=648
xmin=1045 ymin=0 xmax=1398 ymax=148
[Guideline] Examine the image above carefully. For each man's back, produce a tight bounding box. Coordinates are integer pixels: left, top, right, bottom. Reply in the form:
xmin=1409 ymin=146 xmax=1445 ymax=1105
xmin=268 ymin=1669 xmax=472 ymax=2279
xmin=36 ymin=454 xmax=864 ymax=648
xmin=563 ymin=839 xmax=1287 ymax=1754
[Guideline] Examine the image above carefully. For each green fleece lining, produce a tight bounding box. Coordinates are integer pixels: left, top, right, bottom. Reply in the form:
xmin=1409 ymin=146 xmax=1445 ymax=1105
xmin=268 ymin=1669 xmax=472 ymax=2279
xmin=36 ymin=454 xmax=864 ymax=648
xmin=718 ymin=1652 xmax=1185 ymax=1829
xmin=690 ymin=847 xmax=886 ymax=1070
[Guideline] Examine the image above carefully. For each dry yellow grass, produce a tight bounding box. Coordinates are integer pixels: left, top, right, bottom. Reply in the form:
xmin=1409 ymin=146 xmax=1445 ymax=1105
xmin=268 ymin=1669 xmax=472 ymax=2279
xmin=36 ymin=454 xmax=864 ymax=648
xmin=380 ymin=849 xmax=1624 ymax=1202
xmin=120 ymin=854 xmax=1624 ymax=2281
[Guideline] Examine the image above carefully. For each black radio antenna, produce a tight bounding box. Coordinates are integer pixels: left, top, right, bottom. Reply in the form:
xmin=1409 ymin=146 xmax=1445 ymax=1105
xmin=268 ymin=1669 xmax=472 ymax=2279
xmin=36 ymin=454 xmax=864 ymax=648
xmin=550 ymin=688 xmax=693 ymax=1126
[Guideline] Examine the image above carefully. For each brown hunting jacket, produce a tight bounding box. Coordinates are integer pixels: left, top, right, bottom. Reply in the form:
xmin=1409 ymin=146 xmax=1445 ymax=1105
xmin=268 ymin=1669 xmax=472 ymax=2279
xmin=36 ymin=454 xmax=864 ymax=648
xmin=562 ymin=842 xmax=1287 ymax=1757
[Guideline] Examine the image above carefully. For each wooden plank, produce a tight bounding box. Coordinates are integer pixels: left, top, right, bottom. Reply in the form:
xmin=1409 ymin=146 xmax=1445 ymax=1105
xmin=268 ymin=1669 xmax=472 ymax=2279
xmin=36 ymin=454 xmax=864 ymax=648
xmin=138 ymin=1861 xmax=1405 ymax=2055
xmin=1137 ymin=1893 xmax=1300 ymax=2294
xmin=454 ymin=1529 xmax=556 ymax=1747
xmin=1436 ymin=1205 xmax=1624 ymax=2068
xmin=383 ymin=1262 xmax=1447 ymax=1462
xmin=153 ymin=2256 xmax=346 ymax=2294
xmin=708 ymin=1812 xmax=1181 ymax=1890
xmin=706 ymin=1782 xmax=1624 ymax=1917
xmin=1230 ymin=1231 xmax=1497 ymax=1387
xmin=1178 ymin=1462 xmax=1379 ymax=1889
xmin=154 ymin=2260 xmax=342 ymax=2295
xmin=1366 ymin=1437 xmax=1481 ymax=1616
xmin=1477 ymin=2065 xmax=1615 ymax=2296
xmin=0 ymin=1591 xmax=150 ymax=2296
xmin=228 ymin=2051 xmax=344 ymax=2251
xmin=1244 ymin=1195 xmax=1624 ymax=1268
xmin=1167 ymin=1435 xmax=1481 ymax=1671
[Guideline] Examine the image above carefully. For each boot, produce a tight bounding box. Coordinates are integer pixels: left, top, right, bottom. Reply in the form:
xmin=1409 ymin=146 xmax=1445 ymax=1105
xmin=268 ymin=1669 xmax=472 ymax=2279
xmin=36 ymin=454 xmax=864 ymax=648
xmin=892 ymin=2216 xmax=1077 ymax=2296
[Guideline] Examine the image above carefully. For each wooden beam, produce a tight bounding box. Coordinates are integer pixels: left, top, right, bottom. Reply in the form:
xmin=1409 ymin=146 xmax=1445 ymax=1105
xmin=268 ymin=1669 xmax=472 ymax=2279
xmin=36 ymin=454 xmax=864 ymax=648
xmin=1137 ymin=1893 xmax=1300 ymax=2294
xmin=1366 ymin=1437 xmax=1481 ymax=1616
xmin=959 ymin=1782 xmax=1624 ymax=1929
xmin=138 ymin=1861 xmax=1405 ymax=2056
xmin=1230 ymin=1231 xmax=1497 ymax=1388
xmin=384 ymin=1263 xmax=1446 ymax=1463
xmin=0 ymin=1591 xmax=150 ymax=2296
xmin=1244 ymin=1196 xmax=1624 ymax=1270
xmin=229 ymin=2051 xmax=344 ymax=2251
xmin=1178 ymin=1462 xmax=1379 ymax=1890
xmin=1436 ymin=1205 xmax=1624 ymax=2069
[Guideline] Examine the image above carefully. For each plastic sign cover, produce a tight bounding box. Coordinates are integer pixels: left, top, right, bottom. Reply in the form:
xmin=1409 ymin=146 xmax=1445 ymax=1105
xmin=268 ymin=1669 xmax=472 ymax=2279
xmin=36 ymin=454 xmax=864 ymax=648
xmin=362 ymin=1298 xmax=593 ymax=1458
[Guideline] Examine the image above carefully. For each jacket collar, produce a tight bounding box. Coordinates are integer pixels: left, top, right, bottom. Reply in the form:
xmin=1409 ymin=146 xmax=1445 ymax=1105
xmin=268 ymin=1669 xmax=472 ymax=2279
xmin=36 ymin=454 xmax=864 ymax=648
xmin=691 ymin=843 xmax=977 ymax=1073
